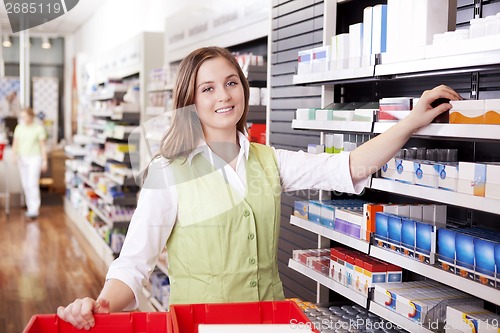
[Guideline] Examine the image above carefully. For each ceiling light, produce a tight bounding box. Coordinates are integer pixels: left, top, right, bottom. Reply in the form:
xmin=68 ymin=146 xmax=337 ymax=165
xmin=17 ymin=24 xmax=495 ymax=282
xmin=2 ymin=35 xmax=12 ymax=48
xmin=41 ymin=36 xmax=51 ymax=49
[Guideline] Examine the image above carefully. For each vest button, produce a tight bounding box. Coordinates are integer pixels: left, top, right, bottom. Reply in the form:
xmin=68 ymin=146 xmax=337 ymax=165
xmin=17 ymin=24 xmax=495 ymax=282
xmin=243 ymin=210 xmax=250 ymax=217
xmin=248 ymin=233 xmax=255 ymax=240
xmin=249 ymin=257 xmax=256 ymax=265
xmin=250 ymin=280 xmax=257 ymax=287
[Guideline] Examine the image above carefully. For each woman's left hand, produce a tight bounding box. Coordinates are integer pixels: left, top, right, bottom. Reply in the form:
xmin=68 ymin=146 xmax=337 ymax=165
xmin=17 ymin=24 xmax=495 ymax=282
xmin=403 ymin=84 xmax=462 ymax=132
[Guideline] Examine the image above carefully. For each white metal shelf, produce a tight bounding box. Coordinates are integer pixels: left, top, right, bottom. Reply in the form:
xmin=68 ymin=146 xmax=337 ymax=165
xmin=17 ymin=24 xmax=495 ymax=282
xmin=371 ymin=178 xmax=500 ymax=215
xmin=373 ymin=123 xmax=500 ymax=140
xmin=79 ymin=191 xmax=113 ymax=226
xmin=293 ymin=66 xmax=374 ymax=85
xmin=370 ymin=246 xmax=500 ymax=306
xmin=109 ymin=125 xmax=136 ymax=140
xmin=369 ymin=302 xmax=434 ymax=333
xmin=156 ymin=261 xmax=169 ymax=277
xmin=290 ymin=216 xmax=370 ymax=253
xmin=292 ymin=120 xmax=373 ymax=133
xmin=288 ymin=259 xmax=368 ymax=308
xmin=376 ymin=48 xmax=500 ymax=77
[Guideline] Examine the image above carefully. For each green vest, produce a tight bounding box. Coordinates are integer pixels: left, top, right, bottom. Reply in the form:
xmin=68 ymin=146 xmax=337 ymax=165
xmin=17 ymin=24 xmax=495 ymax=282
xmin=166 ymin=143 xmax=284 ymax=305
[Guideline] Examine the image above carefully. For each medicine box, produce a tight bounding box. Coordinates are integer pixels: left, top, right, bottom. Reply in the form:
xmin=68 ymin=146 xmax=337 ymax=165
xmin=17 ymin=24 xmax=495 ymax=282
xmin=320 ymin=203 xmax=336 ymax=229
xmin=375 ymin=212 xmax=390 ymax=248
xmin=315 ymin=109 xmax=332 ymax=121
xmin=446 ymin=304 xmax=500 ymax=333
xmin=484 ymin=99 xmax=500 ymax=125
xmin=297 ymin=49 xmax=313 ymax=75
xmin=485 ymin=163 xmax=500 ymax=200
xmin=363 ymin=204 xmax=384 ymax=242
xmin=437 ymin=228 xmax=456 ymax=273
xmin=387 ymin=214 xmax=402 ymax=253
xmin=436 ymin=163 xmax=459 ymax=192
xmin=344 ymin=253 xmax=356 ymax=289
xmin=293 ymin=201 xmax=308 ymax=220
xmin=414 ymin=162 xmax=439 ymax=188
xmin=381 ymin=158 xmax=398 ymax=180
xmin=401 ymin=218 xmax=416 ymax=258
xmin=358 ymin=261 xmax=387 ymax=297
xmin=386 ymin=264 xmax=403 ymax=283
xmin=308 ymin=201 xmax=322 ymax=224
xmin=394 ymin=159 xmax=415 ymax=184
xmin=450 ymin=100 xmax=486 ymax=124
xmin=458 ymin=162 xmax=486 ymax=197
xmin=312 ymin=46 xmax=330 ymax=73
xmin=415 ymin=221 xmax=436 ymax=265
xmin=474 ymin=237 xmax=496 ymax=288
xmin=295 ymin=108 xmax=316 ymax=121
xmin=455 ymin=232 xmax=475 ymax=281
xmin=331 ymin=248 xmax=346 ymax=285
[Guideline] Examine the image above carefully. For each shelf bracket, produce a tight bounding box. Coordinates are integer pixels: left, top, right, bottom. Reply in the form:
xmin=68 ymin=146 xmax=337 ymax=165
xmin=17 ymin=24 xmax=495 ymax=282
xmin=471 ymin=72 xmax=480 ymax=100
xmin=473 ymin=0 xmax=482 ymax=18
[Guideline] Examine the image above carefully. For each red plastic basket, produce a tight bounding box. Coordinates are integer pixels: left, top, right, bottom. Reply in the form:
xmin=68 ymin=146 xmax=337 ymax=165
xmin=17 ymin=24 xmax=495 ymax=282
xmin=23 ymin=312 xmax=171 ymax=333
xmin=0 ymin=143 xmax=5 ymax=161
xmin=169 ymin=300 xmax=318 ymax=333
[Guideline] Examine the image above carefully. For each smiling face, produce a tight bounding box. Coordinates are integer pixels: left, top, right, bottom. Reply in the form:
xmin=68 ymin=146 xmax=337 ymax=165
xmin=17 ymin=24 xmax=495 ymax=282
xmin=194 ymin=56 xmax=245 ymax=140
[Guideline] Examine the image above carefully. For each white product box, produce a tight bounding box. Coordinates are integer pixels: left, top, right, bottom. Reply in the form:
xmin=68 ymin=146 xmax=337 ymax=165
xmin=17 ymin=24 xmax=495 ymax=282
xmin=411 ymin=0 xmax=449 ymax=48
xmin=446 ymin=305 xmax=500 ymax=333
xmin=349 ymin=23 xmax=363 ymax=69
xmin=450 ymin=100 xmax=486 ymax=124
xmin=249 ymin=87 xmax=261 ymax=105
xmin=414 ymin=162 xmax=439 ymax=188
xmin=372 ymin=4 xmax=388 ymax=55
xmin=381 ymin=158 xmax=397 ymax=180
xmin=485 ymin=163 xmax=500 ymax=200
xmin=296 ymin=108 xmax=315 ymax=121
xmin=353 ymin=108 xmax=376 ymax=122
xmin=458 ymin=162 xmax=486 ymax=197
xmin=260 ymin=88 xmax=267 ymax=106
xmin=484 ymin=99 xmax=500 ymax=125
xmin=312 ymin=46 xmax=330 ymax=73
xmin=297 ymin=49 xmax=313 ymax=75
xmin=409 ymin=205 xmax=423 ymax=221
xmin=436 ymin=163 xmax=459 ymax=192
xmin=334 ymin=33 xmax=350 ymax=70
xmin=394 ymin=159 xmax=416 ymax=184
xmin=362 ymin=6 xmax=373 ymax=67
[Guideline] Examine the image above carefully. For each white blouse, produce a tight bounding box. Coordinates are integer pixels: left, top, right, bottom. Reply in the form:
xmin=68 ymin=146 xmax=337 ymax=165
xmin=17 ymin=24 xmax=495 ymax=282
xmin=106 ymin=132 xmax=369 ymax=310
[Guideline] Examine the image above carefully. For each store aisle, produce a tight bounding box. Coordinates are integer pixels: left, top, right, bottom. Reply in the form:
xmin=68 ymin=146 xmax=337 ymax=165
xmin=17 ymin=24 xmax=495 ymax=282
xmin=0 ymin=201 xmax=106 ymax=333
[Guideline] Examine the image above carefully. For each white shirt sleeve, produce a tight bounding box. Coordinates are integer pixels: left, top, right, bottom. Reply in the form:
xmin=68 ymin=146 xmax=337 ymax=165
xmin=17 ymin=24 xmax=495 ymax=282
xmin=105 ymin=160 xmax=177 ymax=311
xmin=274 ymin=148 xmax=369 ymax=194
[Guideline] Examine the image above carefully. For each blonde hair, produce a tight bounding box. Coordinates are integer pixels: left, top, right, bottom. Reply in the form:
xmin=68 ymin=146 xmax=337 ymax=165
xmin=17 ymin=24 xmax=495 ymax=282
xmin=159 ymin=46 xmax=250 ymax=162
xmin=22 ymin=107 xmax=35 ymax=118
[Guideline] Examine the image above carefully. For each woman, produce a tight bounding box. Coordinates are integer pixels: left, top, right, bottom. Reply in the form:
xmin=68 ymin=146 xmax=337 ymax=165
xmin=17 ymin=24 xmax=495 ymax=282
xmin=57 ymin=46 xmax=461 ymax=330
xmin=12 ymin=107 xmax=47 ymax=219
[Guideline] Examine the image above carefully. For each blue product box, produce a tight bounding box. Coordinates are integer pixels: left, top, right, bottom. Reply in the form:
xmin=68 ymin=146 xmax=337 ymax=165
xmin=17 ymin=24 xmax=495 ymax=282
xmin=388 ymin=215 xmax=402 ymax=253
xmin=437 ymin=228 xmax=456 ymax=273
xmin=474 ymin=237 xmax=496 ymax=288
xmin=415 ymin=222 xmax=436 ymax=265
xmin=496 ymin=244 xmax=500 ymax=289
xmin=293 ymin=201 xmax=309 ymax=220
xmin=375 ymin=212 xmax=390 ymax=248
xmin=455 ymin=232 xmax=475 ymax=280
xmin=401 ymin=218 xmax=416 ymax=258
xmin=320 ymin=204 xmax=336 ymax=229
xmin=308 ymin=200 xmax=322 ymax=224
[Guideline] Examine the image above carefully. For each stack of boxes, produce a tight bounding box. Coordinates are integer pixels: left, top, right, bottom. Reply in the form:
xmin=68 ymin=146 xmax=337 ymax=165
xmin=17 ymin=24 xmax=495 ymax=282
xmin=374 ymin=204 xmax=446 ymax=265
xmin=294 ymin=199 xmax=379 ymax=242
xmin=445 ymin=305 xmax=500 ymax=333
xmin=373 ymin=281 xmax=482 ymax=326
xmin=292 ymin=246 xmax=402 ymax=297
xmin=437 ymin=227 xmax=500 ymax=290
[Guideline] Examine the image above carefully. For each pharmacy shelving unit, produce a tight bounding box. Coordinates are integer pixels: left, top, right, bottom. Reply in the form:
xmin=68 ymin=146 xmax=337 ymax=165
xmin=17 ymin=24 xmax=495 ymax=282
xmin=287 ymin=0 xmax=500 ymax=331
xmin=66 ymin=32 xmax=165 ymax=312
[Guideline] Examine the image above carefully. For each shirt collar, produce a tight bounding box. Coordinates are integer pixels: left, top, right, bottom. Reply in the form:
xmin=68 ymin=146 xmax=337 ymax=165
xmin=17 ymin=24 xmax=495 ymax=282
xmin=186 ymin=131 xmax=250 ymax=165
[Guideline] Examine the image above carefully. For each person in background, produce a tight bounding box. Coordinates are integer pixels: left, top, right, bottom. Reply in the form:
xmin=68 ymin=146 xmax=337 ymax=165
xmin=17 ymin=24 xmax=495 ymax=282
xmin=12 ymin=107 xmax=47 ymax=219
xmin=57 ymin=46 xmax=462 ymax=330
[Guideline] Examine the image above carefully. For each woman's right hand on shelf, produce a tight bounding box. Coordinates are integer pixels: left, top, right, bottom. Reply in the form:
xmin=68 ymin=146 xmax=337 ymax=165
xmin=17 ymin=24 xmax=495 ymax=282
xmin=57 ymin=297 xmax=110 ymax=330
